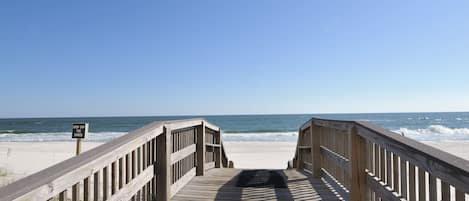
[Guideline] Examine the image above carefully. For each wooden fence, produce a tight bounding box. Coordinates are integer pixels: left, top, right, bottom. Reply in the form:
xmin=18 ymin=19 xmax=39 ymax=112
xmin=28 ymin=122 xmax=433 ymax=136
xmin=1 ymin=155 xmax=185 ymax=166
xmin=290 ymin=118 xmax=469 ymax=201
xmin=0 ymin=119 xmax=233 ymax=201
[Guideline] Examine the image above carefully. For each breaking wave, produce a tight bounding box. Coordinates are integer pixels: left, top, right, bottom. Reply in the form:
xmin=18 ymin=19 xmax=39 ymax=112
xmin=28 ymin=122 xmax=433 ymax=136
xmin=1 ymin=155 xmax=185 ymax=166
xmin=393 ymin=125 xmax=469 ymax=141
xmin=0 ymin=132 xmax=127 ymax=142
xmin=222 ymin=132 xmax=298 ymax=142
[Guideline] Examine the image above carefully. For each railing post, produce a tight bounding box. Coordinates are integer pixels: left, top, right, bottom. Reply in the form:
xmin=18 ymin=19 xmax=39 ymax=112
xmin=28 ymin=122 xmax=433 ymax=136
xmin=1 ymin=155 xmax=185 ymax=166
xmin=156 ymin=125 xmax=172 ymax=201
xmin=215 ymin=128 xmax=222 ymax=168
xmin=296 ymin=128 xmax=303 ymax=169
xmin=350 ymin=126 xmax=367 ymax=201
xmin=310 ymin=121 xmax=322 ymax=178
xmin=196 ymin=121 xmax=206 ymax=176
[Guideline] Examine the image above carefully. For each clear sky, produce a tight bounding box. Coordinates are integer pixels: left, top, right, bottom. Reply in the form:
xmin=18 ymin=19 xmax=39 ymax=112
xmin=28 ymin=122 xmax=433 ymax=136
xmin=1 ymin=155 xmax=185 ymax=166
xmin=1 ymin=1 xmax=469 ymax=118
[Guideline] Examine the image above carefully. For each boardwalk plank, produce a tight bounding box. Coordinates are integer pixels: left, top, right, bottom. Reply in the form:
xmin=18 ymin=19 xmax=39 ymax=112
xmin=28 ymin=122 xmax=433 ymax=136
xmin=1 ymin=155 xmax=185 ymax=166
xmin=172 ymin=169 xmax=341 ymax=201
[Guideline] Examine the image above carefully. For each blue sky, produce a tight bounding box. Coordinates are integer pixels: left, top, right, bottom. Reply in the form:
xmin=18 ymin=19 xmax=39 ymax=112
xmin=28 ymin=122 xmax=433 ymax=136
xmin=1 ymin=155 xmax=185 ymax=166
xmin=1 ymin=0 xmax=469 ymax=117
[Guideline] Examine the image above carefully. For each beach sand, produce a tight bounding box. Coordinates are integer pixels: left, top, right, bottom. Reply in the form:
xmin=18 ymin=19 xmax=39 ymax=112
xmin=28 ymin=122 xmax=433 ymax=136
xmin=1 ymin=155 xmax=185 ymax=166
xmin=223 ymin=141 xmax=297 ymax=169
xmin=0 ymin=142 xmax=102 ymax=186
xmin=1 ymin=140 xmax=469 ymax=188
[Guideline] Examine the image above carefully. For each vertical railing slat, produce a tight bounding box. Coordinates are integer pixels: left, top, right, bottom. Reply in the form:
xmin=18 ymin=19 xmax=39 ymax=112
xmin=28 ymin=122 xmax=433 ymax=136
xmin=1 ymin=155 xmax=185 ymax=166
xmin=393 ymin=154 xmax=399 ymax=193
xmin=401 ymin=159 xmax=408 ymax=199
xmin=441 ymin=181 xmax=450 ymax=201
xmin=72 ymin=183 xmax=80 ymax=201
xmin=196 ymin=122 xmax=206 ymax=176
xmin=84 ymin=177 xmax=90 ymax=201
xmin=94 ymin=171 xmax=101 ymax=201
xmin=311 ymin=123 xmax=322 ymax=178
xmin=118 ymin=158 xmax=123 ymax=189
xmin=156 ymin=125 xmax=171 ymax=201
xmin=350 ymin=126 xmax=367 ymax=201
xmin=103 ymin=166 xmax=110 ymax=200
xmin=409 ymin=163 xmax=416 ymax=201
xmin=429 ymin=175 xmax=437 ymax=201
xmin=386 ymin=150 xmax=392 ymax=186
xmin=418 ymin=168 xmax=425 ymax=201
xmin=59 ymin=190 xmax=68 ymax=201
xmin=374 ymin=144 xmax=380 ymax=201
xmin=456 ymin=189 xmax=465 ymax=201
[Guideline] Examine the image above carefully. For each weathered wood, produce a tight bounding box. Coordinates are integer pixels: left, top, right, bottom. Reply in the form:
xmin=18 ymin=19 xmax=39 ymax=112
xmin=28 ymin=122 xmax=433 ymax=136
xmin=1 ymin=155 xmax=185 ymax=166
xmin=456 ymin=189 xmax=465 ymax=201
xmin=320 ymin=146 xmax=350 ymax=174
xmin=94 ymin=171 xmax=101 ymax=201
xmin=118 ymin=158 xmax=123 ymax=189
xmin=293 ymin=118 xmax=469 ymax=201
xmin=409 ymin=163 xmax=416 ymax=201
xmin=107 ymin=165 xmax=154 ymax=201
xmin=429 ymin=175 xmax=437 ymax=201
xmin=173 ymin=168 xmax=341 ymax=201
xmin=170 ymin=168 xmax=196 ymax=197
xmin=72 ymin=183 xmax=79 ymax=201
xmin=196 ymin=122 xmax=205 ymax=176
xmin=312 ymin=118 xmax=353 ymax=132
xmin=387 ymin=150 xmax=392 ymax=186
xmin=401 ymin=159 xmax=408 ymax=199
xmin=58 ymin=190 xmax=67 ymax=201
xmin=418 ymin=168 xmax=425 ymax=201
xmin=125 ymin=154 xmax=130 ymax=184
xmin=84 ymin=177 xmax=90 ymax=201
xmin=0 ymin=122 xmax=167 ymax=201
xmin=103 ymin=166 xmax=110 ymax=200
xmin=205 ymin=162 xmax=215 ymax=171
xmin=350 ymin=127 xmax=367 ymax=201
xmin=214 ymin=146 xmax=221 ymax=168
xmin=303 ymin=161 xmax=313 ymax=171
xmin=204 ymin=143 xmax=220 ymax=147
xmin=311 ymin=124 xmax=322 ymax=178
xmin=356 ymin=121 xmax=469 ymax=192
xmin=441 ymin=181 xmax=450 ymax=201
xmin=367 ymin=174 xmax=404 ymax=201
xmin=171 ymin=144 xmax=196 ymax=165
xmin=156 ymin=126 xmax=172 ymax=201
xmin=393 ymin=154 xmax=399 ymax=192
xmin=380 ymin=147 xmax=385 ymax=184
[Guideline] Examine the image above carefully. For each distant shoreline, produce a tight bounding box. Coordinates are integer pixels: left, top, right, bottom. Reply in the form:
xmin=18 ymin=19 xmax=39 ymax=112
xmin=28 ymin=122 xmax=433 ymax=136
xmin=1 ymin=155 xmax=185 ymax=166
xmin=2 ymin=111 xmax=469 ymax=120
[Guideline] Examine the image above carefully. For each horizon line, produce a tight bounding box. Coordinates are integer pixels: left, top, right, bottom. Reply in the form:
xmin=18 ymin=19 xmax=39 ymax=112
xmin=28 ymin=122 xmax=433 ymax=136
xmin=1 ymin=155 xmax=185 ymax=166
xmin=1 ymin=110 xmax=468 ymax=119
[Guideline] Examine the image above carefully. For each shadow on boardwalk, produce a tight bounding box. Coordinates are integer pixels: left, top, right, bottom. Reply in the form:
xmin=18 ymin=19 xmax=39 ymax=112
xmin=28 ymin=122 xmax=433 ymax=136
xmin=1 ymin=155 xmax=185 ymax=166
xmin=172 ymin=168 xmax=341 ymax=201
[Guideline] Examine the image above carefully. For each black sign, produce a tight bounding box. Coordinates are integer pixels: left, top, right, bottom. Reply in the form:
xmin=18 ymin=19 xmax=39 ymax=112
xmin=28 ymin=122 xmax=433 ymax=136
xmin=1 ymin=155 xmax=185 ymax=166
xmin=72 ymin=123 xmax=88 ymax=138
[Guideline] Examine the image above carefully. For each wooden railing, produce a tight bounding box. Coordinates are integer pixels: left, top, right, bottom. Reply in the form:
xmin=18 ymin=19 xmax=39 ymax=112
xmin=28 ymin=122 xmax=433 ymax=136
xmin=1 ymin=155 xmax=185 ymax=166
xmin=0 ymin=119 xmax=233 ymax=201
xmin=290 ymin=118 xmax=469 ymax=201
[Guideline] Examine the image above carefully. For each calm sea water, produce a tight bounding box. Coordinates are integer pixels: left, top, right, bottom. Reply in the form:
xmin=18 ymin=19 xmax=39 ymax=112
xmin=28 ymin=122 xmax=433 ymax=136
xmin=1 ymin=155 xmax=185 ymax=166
xmin=1 ymin=112 xmax=469 ymax=142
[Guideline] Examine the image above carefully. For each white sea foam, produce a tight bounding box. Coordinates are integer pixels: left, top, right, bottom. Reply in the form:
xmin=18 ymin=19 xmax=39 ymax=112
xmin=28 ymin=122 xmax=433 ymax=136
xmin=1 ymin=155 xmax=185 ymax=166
xmin=0 ymin=132 xmax=127 ymax=142
xmin=222 ymin=132 xmax=298 ymax=142
xmin=393 ymin=125 xmax=469 ymax=141
xmin=0 ymin=131 xmax=299 ymax=142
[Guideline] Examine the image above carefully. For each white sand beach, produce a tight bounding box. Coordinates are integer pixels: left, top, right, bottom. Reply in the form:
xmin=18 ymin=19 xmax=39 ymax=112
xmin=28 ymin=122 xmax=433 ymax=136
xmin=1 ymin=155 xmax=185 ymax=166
xmin=1 ymin=140 xmax=469 ymax=188
xmin=222 ymin=142 xmax=297 ymax=169
xmin=0 ymin=142 xmax=102 ymax=186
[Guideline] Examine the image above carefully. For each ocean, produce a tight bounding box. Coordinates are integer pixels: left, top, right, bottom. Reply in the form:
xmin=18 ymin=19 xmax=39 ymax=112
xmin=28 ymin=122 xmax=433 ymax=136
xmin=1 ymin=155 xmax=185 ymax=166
xmin=1 ymin=112 xmax=469 ymax=142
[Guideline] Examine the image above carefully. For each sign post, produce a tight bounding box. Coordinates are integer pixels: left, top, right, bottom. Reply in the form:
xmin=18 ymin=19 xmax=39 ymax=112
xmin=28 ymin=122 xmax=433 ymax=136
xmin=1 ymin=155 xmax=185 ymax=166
xmin=72 ymin=123 xmax=88 ymax=155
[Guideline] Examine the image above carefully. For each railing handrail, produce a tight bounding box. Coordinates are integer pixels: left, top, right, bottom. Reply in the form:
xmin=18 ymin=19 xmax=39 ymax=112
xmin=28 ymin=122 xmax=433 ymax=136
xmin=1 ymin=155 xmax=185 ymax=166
xmin=0 ymin=118 xmax=231 ymax=201
xmin=292 ymin=117 xmax=469 ymax=200
xmin=296 ymin=117 xmax=469 ymax=173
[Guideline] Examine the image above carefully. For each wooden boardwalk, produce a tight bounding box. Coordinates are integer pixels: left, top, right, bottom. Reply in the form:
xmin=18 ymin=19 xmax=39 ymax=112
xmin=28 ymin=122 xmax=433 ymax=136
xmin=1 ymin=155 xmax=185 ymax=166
xmin=2 ymin=118 xmax=469 ymax=201
xmin=172 ymin=168 xmax=342 ymax=201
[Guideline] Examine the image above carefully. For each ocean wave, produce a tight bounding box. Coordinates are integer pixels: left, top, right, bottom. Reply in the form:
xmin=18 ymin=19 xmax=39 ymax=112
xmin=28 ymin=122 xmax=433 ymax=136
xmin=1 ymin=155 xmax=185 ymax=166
xmin=222 ymin=132 xmax=298 ymax=142
xmin=0 ymin=131 xmax=299 ymax=142
xmin=0 ymin=132 xmax=127 ymax=142
xmin=223 ymin=129 xmax=295 ymax=133
xmin=0 ymin=130 xmax=37 ymax=134
xmin=393 ymin=125 xmax=469 ymax=141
